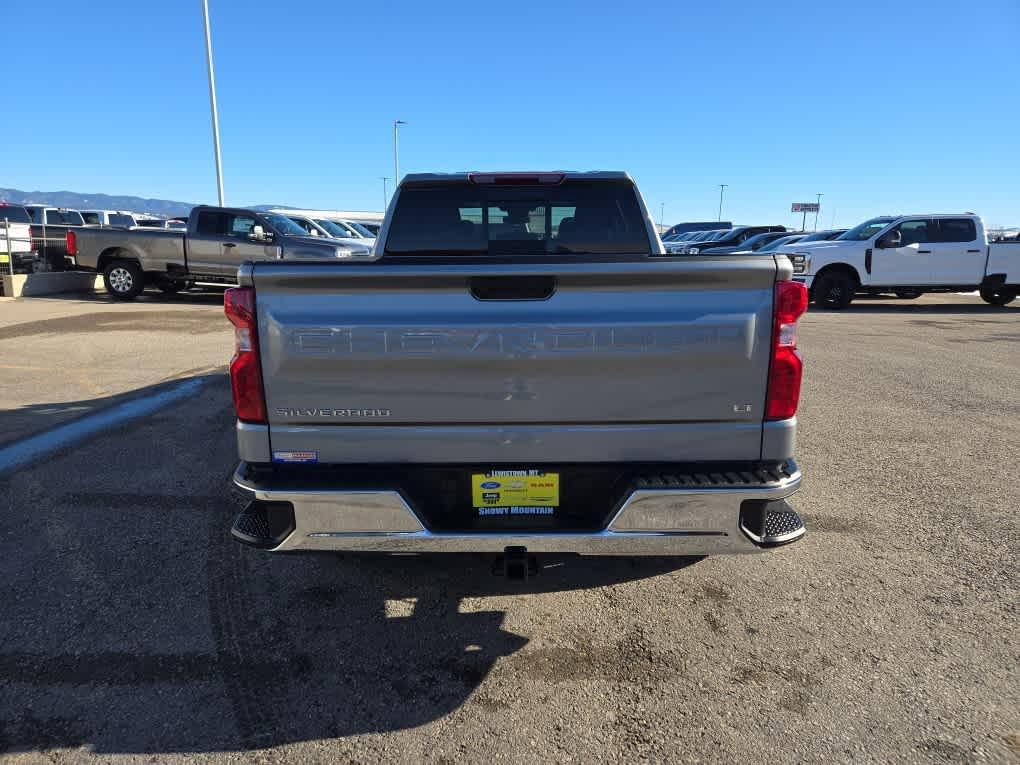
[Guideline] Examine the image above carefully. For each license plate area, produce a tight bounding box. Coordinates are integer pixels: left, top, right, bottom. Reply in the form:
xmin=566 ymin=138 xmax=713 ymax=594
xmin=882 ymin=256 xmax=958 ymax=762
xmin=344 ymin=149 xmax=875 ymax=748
xmin=472 ymin=470 xmax=560 ymax=529
xmin=403 ymin=465 xmax=630 ymax=532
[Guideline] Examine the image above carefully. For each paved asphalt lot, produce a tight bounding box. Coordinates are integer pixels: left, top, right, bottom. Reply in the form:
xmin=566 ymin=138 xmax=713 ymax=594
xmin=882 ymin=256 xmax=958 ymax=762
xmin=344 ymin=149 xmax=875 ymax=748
xmin=0 ymin=291 xmax=1017 ymax=763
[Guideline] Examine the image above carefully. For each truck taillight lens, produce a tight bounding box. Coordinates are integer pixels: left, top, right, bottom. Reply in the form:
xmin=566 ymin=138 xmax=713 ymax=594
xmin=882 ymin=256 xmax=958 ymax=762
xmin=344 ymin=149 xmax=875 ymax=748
xmin=66 ymin=230 xmax=77 ymax=256
xmin=224 ymin=287 xmax=267 ymax=424
xmin=765 ymin=280 xmax=808 ymax=421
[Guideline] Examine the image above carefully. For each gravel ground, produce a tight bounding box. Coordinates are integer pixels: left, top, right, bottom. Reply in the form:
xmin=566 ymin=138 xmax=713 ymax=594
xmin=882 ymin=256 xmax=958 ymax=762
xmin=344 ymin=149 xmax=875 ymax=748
xmin=0 ymin=293 xmax=1017 ymax=763
xmin=0 ymin=290 xmax=228 ymax=446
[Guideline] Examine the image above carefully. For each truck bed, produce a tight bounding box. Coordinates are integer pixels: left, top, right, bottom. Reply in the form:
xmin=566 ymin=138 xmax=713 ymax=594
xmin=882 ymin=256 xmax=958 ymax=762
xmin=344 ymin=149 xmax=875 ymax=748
xmin=73 ymin=227 xmax=186 ymax=273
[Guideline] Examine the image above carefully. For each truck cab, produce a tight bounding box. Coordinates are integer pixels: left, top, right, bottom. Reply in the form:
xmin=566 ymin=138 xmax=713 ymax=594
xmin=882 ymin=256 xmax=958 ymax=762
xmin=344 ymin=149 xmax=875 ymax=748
xmin=23 ymin=205 xmax=85 ymax=270
xmin=81 ymin=210 xmax=138 ymax=227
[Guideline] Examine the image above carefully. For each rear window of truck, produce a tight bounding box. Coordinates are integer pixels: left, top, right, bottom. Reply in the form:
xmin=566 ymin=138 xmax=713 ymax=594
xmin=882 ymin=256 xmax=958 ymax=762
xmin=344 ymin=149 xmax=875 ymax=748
xmin=384 ymin=180 xmax=651 ymax=257
xmin=0 ymin=206 xmax=31 ymax=224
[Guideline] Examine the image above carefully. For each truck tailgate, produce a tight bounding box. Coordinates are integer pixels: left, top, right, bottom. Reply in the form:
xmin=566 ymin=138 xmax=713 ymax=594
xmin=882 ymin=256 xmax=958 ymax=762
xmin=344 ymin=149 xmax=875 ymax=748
xmin=252 ymin=257 xmax=777 ymax=463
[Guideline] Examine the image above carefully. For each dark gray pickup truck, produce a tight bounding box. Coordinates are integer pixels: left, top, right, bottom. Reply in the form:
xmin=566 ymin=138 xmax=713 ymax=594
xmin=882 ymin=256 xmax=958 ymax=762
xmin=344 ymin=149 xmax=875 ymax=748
xmin=225 ymin=172 xmax=808 ymax=569
xmin=71 ymin=205 xmax=372 ymax=299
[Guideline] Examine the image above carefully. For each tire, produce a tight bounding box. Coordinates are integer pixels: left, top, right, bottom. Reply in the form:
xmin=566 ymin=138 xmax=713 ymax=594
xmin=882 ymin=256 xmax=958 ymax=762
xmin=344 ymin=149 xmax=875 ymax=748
xmin=103 ymin=260 xmax=145 ymax=300
xmin=813 ymin=271 xmax=855 ymax=310
xmin=895 ymin=289 xmax=923 ymax=300
xmin=979 ymin=286 xmax=1018 ymax=306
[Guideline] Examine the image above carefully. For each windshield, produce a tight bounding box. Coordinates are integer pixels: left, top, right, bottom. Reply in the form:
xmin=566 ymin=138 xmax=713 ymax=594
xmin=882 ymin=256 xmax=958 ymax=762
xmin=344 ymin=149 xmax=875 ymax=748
xmin=385 ymin=180 xmax=650 ymax=257
xmin=838 ymin=217 xmax=896 ymax=241
xmin=760 ymin=235 xmax=803 ymax=252
xmin=799 ymin=230 xmax=837 ymax=242
xmin=345 ymin=221 xmax=376 ymax=238
xmin=262 ymin=212 xmax=309 ymax=237
xmin=314 ymin=219 xmax=354 ymax=238
xmin=718 ymin=227 xmax=747 ymax=241
xmin=738 ymin=232 xmax=778 ymax=250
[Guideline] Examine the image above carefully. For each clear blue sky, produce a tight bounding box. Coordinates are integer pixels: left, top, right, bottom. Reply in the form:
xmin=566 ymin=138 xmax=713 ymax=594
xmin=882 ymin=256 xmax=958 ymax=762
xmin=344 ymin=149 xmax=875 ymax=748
xmin=3 ymin=0 xmax=1018 ymax=227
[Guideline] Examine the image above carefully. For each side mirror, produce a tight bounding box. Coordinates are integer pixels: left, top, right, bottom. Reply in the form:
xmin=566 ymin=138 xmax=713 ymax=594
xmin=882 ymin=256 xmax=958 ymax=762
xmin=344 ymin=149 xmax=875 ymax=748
xmin=249 ymin=225 xmax=273 ymax=242
xmin=877 ymin=230 xmax=901 ymax=248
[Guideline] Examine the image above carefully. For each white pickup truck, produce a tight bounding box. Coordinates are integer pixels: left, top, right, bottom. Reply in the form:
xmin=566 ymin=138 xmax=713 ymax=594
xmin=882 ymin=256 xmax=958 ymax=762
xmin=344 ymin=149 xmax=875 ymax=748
xmin=0 ymin=203 xmax=37 ymax=273
xmin=780 ymin=214 xmax=1020 ymax=308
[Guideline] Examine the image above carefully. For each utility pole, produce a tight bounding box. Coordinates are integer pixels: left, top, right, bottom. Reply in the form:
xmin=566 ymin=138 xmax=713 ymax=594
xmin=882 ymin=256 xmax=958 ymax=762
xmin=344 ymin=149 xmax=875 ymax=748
xmin=201 ymin=0 xmax=225 ymax=206
xmin=393 ymin=120 xmax=407 ymax=188
xmin=659 ymin=202 xmax=665 ymax=232
xmin=718 ymin=184 xmax=727 ymax=222
xmin=380 ymin=177 xmax=390 ymax=211
xmin=814 ymin=193 xmax=823 ymax=231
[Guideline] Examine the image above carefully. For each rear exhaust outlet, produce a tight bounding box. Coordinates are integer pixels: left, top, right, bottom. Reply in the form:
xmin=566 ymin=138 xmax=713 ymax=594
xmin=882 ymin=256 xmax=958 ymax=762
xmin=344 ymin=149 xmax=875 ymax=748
xmin=492 ymin=546 xmax=538 ymax=580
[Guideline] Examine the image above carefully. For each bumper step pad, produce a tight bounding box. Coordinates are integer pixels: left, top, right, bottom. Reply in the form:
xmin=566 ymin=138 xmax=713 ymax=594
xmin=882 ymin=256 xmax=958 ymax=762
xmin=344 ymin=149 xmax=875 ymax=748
xmin=763 ymin=508 xmax=805 ymax=539
xmin=633 ymin=461 xmax=797 ymax=490
xmin=739 ymin=500 xmax=806 ymax=546
xmin=231 ymin=500 xmax=296 ymax=549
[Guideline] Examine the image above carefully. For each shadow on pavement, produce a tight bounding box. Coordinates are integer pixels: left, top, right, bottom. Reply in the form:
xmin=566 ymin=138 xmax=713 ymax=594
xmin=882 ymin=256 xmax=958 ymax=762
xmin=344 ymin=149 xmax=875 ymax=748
xmin=812 ymin=297 xmax=1018 ymax=315
xmin=0 ymin=377 xmax=701 ymax=754
xmin=32 ymin=285 xmax=228 ymax=306
xmin=0 ymin=373 xmax=226 ymax=449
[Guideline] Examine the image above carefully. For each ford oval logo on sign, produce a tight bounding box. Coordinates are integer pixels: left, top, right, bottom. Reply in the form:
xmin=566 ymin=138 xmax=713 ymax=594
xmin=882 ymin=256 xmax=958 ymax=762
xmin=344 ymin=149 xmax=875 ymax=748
xmin=480 ymin=481 xmax=501 ymax=489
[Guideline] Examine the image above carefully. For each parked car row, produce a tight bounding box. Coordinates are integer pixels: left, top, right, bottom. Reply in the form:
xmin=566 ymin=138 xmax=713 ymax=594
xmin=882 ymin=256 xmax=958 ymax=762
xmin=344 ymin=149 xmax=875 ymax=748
xmin=280 ymin=214 xmax=376 ymax=248
xmin=658 ymin=212 xmax=1018 ymax=306
xmin=0 ymin=201 xmax=196 ymax=272
xmin=662 ymin=224 xmax=850 ymax=255
xmin=69 ymin=204 xmax=375 ymax=299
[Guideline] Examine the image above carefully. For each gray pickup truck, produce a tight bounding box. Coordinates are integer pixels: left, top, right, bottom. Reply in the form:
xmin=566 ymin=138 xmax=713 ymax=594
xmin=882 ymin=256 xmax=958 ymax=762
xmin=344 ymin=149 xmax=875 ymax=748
xmin=226 ymin=172 xmax=809 ymax=571
xmin=70 ymin=205 xmax=372 ymax=299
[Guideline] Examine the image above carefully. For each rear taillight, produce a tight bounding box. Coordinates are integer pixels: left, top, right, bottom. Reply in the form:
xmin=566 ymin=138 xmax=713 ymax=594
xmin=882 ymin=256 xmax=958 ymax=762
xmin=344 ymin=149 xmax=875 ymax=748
xmin=224 ymin=287 xmax=267 ymax=424
xmin=765 ymin=280 xmax=808 ymax=421
xmin=65 ymin=230 xmax=77 ymax=256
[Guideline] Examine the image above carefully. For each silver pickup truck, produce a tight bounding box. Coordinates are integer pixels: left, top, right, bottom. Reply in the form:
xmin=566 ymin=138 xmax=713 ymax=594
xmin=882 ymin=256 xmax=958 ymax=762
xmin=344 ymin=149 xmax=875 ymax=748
xmin=70 ymin=205 xmax=372 ymax=299
xmin=226 ymin=172 xmax=809 ymax=570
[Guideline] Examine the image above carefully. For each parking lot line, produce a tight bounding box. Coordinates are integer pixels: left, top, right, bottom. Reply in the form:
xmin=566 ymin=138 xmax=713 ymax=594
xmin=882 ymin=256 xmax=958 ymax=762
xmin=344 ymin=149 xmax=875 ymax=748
xmin=0 ymin=376 xmax=211 ymax=474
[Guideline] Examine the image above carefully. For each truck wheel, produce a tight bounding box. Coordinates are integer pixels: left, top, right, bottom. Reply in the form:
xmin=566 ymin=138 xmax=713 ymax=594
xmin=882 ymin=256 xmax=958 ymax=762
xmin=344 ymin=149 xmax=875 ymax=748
xmin=103 ymin=261 xmax=145 ymax=300
xmin=895 ymin=289 xmax=923 ymax=299
xmin=979 ymin=287 xmax=1018 ymax=306
xmin=814 ymin=272 xmax=855 ymax=309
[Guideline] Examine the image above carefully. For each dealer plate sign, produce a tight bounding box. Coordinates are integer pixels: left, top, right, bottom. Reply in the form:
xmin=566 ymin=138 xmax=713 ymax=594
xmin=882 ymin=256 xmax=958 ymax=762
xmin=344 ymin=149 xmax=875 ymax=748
xmin=472 ymin=470 xmax=560 ymax=516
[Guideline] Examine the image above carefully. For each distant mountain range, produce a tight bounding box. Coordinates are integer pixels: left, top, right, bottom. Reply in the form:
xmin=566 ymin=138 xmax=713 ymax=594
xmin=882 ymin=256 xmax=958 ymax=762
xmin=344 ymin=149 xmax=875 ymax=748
xmin=0 ymin=188 xmax=294 ymax=217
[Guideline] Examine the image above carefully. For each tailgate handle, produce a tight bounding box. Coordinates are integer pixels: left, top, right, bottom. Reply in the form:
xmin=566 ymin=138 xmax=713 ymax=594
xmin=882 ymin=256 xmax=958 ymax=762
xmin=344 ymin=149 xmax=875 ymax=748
xmin=469 ymin=275 xmax=556 ymax=301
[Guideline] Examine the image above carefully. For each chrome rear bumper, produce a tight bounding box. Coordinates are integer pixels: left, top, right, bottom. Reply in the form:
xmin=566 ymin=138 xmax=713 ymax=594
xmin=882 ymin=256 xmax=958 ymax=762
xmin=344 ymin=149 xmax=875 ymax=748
xmin=231 ymin=462 xmax=803 ymax=555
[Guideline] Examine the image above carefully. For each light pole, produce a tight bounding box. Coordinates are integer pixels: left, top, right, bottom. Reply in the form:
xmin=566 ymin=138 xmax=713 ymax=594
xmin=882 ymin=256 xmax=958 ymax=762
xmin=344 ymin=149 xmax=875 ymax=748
xmin=659 ymin=202 xmax=665 ymax=232
xmin=393 ymin=120 xmax=407 ymax=188
xmin=380 ymin=177 xmax=390 ymax=211
xmin=201 ymin=0 xmax=224 ymax=206
xmin=814 ymin=193 xmax=823 ymax=231
xmin=717 ymin=184 xmax=727 ymax=222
